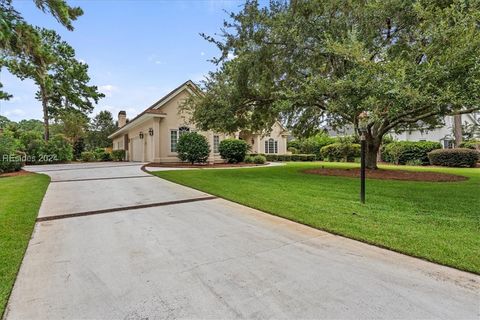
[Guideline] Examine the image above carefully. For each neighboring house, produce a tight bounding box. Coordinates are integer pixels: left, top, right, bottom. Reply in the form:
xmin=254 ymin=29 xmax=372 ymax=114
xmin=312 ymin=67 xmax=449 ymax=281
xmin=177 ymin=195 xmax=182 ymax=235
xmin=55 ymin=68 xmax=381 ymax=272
xmin=327 ymin=113 xmax=479 ymax=148
xmin=108 ymin=80 xmax=289 ymax=163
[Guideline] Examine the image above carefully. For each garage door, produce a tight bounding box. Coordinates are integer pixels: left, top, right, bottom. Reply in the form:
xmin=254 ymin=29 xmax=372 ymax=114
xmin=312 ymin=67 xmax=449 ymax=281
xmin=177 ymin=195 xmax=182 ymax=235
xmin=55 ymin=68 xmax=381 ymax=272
xmin=131 ymin=137 xmax=143 ymax=162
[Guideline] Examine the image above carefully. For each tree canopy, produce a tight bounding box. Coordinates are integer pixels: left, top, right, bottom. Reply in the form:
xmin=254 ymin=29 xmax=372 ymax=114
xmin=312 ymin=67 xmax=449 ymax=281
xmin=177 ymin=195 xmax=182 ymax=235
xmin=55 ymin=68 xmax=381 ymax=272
xmin=7 ymin=28 xmax=103 ymax=140
xmin=189 ymin=0 xmax=480 ymax=168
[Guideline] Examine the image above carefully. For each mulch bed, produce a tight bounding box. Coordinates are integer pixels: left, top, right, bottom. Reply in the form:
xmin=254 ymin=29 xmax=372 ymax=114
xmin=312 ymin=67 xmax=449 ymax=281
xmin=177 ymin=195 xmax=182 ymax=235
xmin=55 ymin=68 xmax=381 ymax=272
xmin=303 ymin=167 xmax=468 ymax=182
xmin=0 ymin=170 xmax=33 ymax=178
xmin=145 ymin=162 xmax=267 ymax=169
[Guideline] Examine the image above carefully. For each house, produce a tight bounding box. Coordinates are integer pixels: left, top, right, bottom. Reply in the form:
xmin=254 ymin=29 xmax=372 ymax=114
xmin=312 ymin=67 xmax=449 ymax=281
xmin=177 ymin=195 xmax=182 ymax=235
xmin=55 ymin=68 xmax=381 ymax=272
xmin=327 ymin=113 xmax=479 ymax=148
xmin=108 ymin=80 xmax=289 ymax=163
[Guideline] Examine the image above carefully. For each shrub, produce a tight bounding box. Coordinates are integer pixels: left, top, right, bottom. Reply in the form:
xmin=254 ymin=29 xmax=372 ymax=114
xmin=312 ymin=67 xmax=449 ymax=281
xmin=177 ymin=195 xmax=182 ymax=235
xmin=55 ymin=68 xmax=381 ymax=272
xmin=111 ymin=150 xmax=126 ymax=161
xmin=81 ymin=151 xmax=96 ymax=162
xmin=382 ymin=141 xmax=441 ymax=165
xmin=0 ymin=135 xmax=23 ymax=173
xmin=73 ymin=138 xmax=85 ymax=160
xmin=292 ymin=133 xmax=337 ymax=159
xmin=287 ymin=147 xmax=299 ymax=154
xmin=244 ymin=155 xmax=254 ymax=164
xmin=253 ymin=155 xmax=266 ymax=164
xmin=94 ymin=147 xmax=112 ymax=161
xmin=321 ymin=143 xmax=361 ymax=162
xmin=460 ymin=140 xmax=480 ymax=150
xmin=43 ymin=134 xmax=73 ymax=163
xmin=428 ymin=148 xmax=479 ymax=167
xmin=219 ymin=139 xmax=249 ymax=163
xmin=265 ymin=154 xmax=279 ymax=161
xmin=177 ymin=132 xmax=210 ymax=164
xmin=19 ymin=131 xmax=45 ymax=164
xmin=291 ymin=154 xmax=316 ymax=161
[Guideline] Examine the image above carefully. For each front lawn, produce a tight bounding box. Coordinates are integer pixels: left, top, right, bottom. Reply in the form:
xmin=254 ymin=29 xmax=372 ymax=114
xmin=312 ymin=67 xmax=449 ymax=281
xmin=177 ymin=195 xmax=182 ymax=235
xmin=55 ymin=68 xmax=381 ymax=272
xmin=153 ymin=162 xmax=480 ymax=274
xmin=0 ymin=174 xmax=50 ymax=317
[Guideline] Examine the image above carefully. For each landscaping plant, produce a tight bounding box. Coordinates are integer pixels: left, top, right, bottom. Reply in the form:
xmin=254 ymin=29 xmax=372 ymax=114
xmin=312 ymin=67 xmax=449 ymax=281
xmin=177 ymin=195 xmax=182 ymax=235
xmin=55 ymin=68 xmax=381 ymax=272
xmin=219 ymin=139 xmax=249 ymax=163
xmin=428 ymin=148 xmax=479 ymax=168
xmin=176 ymin=132 xmax=210 ymax=165
xmin=382 ymin=141 xmax=441 ymax=165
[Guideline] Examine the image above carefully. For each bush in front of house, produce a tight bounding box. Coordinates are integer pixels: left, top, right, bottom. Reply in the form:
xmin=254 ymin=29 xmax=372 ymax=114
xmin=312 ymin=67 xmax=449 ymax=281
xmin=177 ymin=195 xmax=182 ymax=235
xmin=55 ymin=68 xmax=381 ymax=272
xmin=111 ymin=149 xmax=126 ymax=161
xmin=320 ymin=143 xmax=360 ymax=162
xmin=0 ymin=135 xmax=23 ymax=173
xmin=460 ymin=140 xmax=480 ymax=150
xmin=219 ymin=139 xmax=249 ymax=163
xmin=177 ymin=132 xmax=210 ymax=164
xmin=260 ymin=153 xmax=316 ymax=162
xmin=382 ymin=141 xmax=441 ymax=165
xmin=94 ymin=148 xmax=112 ymax=161
xmin=253 ymin=155 xmax=267 ymax=164
xmin=428 ymin=148 xmax=479 ymax=167
xmin=244 ymin=155 xmax=254 ymax=164
xmin=81 ymin=151 xmax=96 ymax=162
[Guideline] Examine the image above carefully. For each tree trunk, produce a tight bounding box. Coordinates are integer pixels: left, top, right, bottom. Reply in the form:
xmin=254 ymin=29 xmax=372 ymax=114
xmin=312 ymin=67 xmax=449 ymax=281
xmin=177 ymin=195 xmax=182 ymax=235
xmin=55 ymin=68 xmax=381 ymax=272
xmin=365 ymin=137 xmax=381 ymax=169
xmin=453 ymin=114 xmax=462 ymax=147
xmin=40 ymin=85 xmax=49 ymax=141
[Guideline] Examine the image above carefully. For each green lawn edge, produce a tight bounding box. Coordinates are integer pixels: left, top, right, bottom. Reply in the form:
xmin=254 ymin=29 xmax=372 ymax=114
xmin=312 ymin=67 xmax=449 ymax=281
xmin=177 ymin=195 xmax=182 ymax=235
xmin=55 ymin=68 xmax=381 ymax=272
xmin=0 ymin=174 xmax=50 ymax=317
xmin=151 ymin=162 xmax=480 ymax=274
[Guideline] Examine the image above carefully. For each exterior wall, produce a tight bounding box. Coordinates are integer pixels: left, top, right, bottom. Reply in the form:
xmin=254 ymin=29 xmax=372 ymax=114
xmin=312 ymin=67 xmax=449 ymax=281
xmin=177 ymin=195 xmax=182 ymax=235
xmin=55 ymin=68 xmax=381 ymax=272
xmin=256 ymin=122 xmax=288 ymax=154
xmin=126 ymin=118 xmax=155 ymax=162
xmin=112 ymin=136 xmax=124 ymax=151
xmin=111 ymin=87 xmax=289 ymax=163
xmin=155 ymin=90 xmax=228 ymax=163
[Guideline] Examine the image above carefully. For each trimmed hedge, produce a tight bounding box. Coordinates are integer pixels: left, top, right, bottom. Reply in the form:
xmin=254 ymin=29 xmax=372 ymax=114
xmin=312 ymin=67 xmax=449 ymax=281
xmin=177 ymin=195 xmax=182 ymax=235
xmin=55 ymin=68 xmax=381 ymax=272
xmin=320 ymin=143 xmax=360 ymax=162
xmin=382 ymin=141 xmax=441 ymax=165
xmin=253 ymin=155 xmax=266 ymax=164
xmin=460 ymin=140 xmax=480 ymax=150
xmin=250 ymin=153 xmax=316 ymax=162
xmin=428 ymin=148 xmax=479 ymax=167
xmin=177 ymin=132 xmax=210 ymax=164
xmin=219 ymin=139 xmax=249 ymax=163
xmin=111 ymin=150 xmax=126 ymax=161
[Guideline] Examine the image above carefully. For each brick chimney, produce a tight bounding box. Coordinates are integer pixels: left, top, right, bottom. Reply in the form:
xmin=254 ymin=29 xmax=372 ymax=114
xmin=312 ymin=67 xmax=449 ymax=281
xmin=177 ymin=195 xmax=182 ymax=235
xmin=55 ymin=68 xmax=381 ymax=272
xmin=118 ymin=111 xmax=126 ymax=128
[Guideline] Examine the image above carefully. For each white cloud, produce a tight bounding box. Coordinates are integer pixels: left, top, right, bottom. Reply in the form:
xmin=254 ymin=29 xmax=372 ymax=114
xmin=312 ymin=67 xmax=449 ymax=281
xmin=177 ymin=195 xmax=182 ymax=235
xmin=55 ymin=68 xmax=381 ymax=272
xmin=4 ymin=108 xmax=26 ymax=117
xmin=200 ymin=52 xmax=205 ymax=56
xmin=226 ymin=52 xmax=236 ymax=60
xmin=154 ymin=60 xmax=162 ymax=65
xmin=99 ymin=84 xmax=118 ymax=97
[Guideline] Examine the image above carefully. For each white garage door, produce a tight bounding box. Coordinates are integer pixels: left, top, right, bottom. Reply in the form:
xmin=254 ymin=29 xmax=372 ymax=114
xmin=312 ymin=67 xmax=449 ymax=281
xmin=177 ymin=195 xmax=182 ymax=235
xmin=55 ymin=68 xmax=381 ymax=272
xmin=131 ymin=138 xmax=143 ymax=162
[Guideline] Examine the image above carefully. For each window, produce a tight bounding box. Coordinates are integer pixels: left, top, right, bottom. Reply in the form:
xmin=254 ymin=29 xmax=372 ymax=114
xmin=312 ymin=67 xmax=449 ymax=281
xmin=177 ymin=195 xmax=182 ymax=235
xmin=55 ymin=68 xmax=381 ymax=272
xmin=265 ymin=138 xmax=278 ymax=154
xmin=443 ymin=139 xmax=454 ymax=149
xmin=171 ymin=127 xmax=190 ymax=152
xmin=179 ymin=126 xmax=190 ymax=136
xmin=170 ymin=130 xmax=178 ymax=152
xmin=213 ymin=135 xmax=220 ymax=153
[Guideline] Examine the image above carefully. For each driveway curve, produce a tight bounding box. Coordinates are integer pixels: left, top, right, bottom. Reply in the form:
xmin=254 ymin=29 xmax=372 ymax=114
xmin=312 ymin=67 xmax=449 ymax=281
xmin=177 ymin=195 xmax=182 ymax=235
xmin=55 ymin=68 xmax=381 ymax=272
xmin=4 ymin=163 xmax=479 ymax=319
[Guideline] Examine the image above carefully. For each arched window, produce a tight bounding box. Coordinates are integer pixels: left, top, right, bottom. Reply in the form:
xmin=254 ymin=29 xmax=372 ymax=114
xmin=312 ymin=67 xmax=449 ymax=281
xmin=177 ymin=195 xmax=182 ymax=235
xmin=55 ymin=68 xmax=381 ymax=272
xmin=265 ymin=138 xmax=278 ymax=154
xmin=171 ymin=126 xmax=190 ymax=152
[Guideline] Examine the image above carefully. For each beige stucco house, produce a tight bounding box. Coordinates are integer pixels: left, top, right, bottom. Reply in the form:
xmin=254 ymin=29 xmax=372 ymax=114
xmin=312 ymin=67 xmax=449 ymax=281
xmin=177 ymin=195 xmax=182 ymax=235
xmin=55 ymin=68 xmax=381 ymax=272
xmin=108 ymin=80 xmax=289 ymax=163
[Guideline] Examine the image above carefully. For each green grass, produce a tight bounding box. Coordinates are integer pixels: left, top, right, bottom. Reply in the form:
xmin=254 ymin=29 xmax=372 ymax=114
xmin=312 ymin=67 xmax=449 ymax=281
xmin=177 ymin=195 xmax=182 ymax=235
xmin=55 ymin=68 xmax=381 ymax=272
xmin=153 ymin=162 xmax=480 ymax=274
xmin=0 ymin=174 xmax=50 ymax=317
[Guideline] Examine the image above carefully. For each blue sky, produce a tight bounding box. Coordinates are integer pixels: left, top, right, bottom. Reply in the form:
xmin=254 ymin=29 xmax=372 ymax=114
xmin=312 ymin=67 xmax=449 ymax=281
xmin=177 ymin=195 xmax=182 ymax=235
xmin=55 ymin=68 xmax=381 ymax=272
xmin=0 ymin=0 xmax=248 ymax=122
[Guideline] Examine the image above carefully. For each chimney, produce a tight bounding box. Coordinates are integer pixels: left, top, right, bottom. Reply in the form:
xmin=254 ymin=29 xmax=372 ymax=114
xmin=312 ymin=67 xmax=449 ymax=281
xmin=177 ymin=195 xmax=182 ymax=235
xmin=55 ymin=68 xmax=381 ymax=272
xmin=118 ymin=111 xmax=126 ymax=128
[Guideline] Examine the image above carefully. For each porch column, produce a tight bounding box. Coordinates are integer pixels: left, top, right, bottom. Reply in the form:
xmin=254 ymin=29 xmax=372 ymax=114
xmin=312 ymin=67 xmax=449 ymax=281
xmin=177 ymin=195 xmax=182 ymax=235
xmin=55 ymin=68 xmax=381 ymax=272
xmin=153 ymin=118 xmax=162 ymax=163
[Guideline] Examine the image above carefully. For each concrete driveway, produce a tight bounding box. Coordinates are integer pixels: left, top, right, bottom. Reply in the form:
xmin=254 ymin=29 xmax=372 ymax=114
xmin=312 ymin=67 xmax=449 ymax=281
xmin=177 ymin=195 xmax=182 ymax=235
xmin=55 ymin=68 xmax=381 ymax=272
xmin=5 ymin=163 xmax=479 ymax=319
